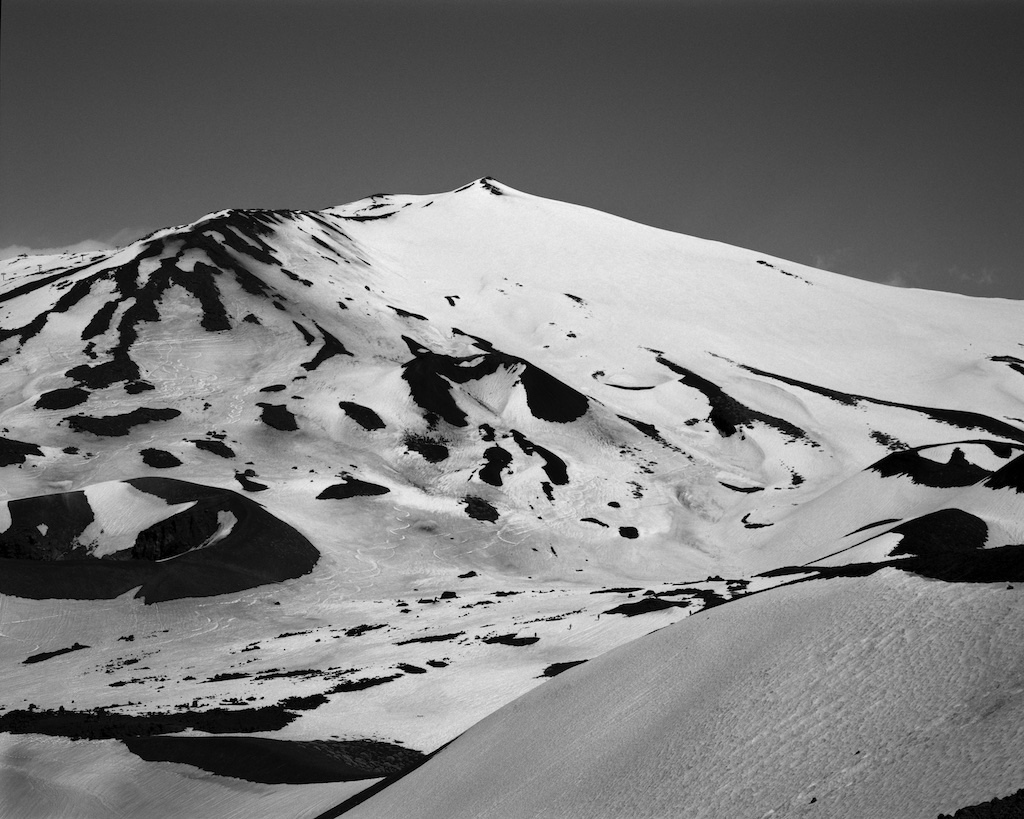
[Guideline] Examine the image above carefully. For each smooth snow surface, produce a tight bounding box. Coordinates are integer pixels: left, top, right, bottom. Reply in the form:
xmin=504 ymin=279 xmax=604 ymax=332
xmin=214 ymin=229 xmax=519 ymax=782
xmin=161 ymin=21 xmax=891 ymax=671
xmin=80 ymin=482 xmax=196 ymax=557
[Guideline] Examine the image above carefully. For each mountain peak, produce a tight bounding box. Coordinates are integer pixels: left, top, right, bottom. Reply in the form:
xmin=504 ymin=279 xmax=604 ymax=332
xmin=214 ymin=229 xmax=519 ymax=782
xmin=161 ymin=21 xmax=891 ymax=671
xmin=1 ymin=181 xmax=1023 ymax=819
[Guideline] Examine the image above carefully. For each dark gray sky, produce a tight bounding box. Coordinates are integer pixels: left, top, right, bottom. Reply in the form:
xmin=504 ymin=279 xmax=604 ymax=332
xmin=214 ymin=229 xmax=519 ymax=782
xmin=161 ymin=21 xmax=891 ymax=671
xmin=2 ymin=0 xmax=1022 ymax=298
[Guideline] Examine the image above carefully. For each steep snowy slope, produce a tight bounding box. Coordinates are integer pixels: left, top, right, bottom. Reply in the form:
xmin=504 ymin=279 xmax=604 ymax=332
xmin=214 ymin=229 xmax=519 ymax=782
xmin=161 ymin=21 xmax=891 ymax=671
xmin=1 ymin=178 xmax=1022 ymax=817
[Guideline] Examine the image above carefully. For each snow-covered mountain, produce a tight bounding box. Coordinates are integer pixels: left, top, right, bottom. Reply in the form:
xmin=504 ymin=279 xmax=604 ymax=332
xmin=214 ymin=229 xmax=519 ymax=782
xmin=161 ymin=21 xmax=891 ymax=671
xmin=1 ymin=178 xmax=1021 ymax=818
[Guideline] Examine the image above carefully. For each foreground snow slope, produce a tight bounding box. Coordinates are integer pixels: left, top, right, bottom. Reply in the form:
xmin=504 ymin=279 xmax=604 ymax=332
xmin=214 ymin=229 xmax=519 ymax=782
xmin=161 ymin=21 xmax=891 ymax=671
xmin=350 ymin=570 xmax=1024 ymax=819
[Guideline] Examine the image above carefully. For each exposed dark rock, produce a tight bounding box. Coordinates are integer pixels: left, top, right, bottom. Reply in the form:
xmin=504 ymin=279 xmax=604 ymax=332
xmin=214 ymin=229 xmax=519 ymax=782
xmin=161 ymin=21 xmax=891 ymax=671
xmin=122 ymin=735 xmax=425 ymax=785
xmin=404 ymin=433 xmax=449 ymax=463
xmin=720 ymin=482 xmax=764 ymax=493
xmin=140 ymin=448 xmax=182 ymax=469
xmin=774 ymin=508 xmax=1024 ymax=585
xmin=0 ymin=703 xmax=298 ymax=740
xmin=510 ymin=430 xmax=568 ymax=485
xmin=66 ymin=356 xmax=140 ymax=390
xmin=389 ymin=305 xmax=428 ymax=320
xmin=740 ymin=513 xmax=772 ymax=529
xmin=479 ymin=177 xmax=504 ymax=195
xmin=618 ymin=526 xmax=639 ymax=539
xmin=23 ymin=642 xmax=89 ymax=664
xmin=889 ymin=509 xmax=988 ymax=558
xmin=35 ymin=387 xmax=89 ymax=410
xmin=870 ymin=430 xmax=907 ymax=452
xmin=0 ymin=436 xmax=44 ymax=466
xmin=656 ymin=355 xmax=810 ymax=441
xmin=302 ymin=323 xmax=353 ymax=371
xmin=618 ymin=415 xmax=680 ymax=451
xmin=181 ymin=262 xmax=231 ymax=331
xmin=518 ymin=363 xmax=589 ymax=423
xmin=401 ymin=336 xmax=588 ymax=427
xmin=341 ymin=211 xmax=397 ymax=222
xmin=541 ymin=660 xmax=588 ymax=677
xmin=910 ymin=545 xmax=1024 ymax=583
xmin=604 ymin=597 xmax=684 ymax=616
xmin=937 ymin=787 xmax=1024 ymax=818
xmin=870 ymin=446 xmax=991 ymax=488
xmin=66 ymin=407 xmax=180 ymax=437
xmin=81 ymin=298 xmax=120 ymax=339
xmin=327 ymin=674 xmax=401 ymax=693
xmin=479 ymin=445 xmax=513 ymax=486
xmin=190 ymin=439 xmax=236 ymax=458
xmin=464 ymin=495 xmax=499 ymax=523
xmin=401 ymin=348 xmax=471 ymax=427
xmin=338 ymin=401 xmax=385 ymax=431
xmin=483 ymin=633 xmax=538 ymax=646
xmin=653 ymin=587 xmax=727 ymax=608
xmin=316 ymin=478 xmax=390 ymax=500
xmin=235 ymin=471 xmax=268 ymax=492
xmin=0 ymin=478 xmax=318 ymax=603
xmin=345 ymin=624 xmax=386 ymax=637
xmin=395 ymin=632 xmax=464 ymax=646
xmin=256 ymin=403 xmax=298 ymax=431
xmin=131 ymin=502 xmax=221 ymax=561
xmin=0 ymin=489 xmax=94 ymax=560
xmin=203 ymin=671 xmax=250 ymax=683
xmin=845 ymin=518 xmax=902 ymax=536
xmin=279 ymin=694 xmax=329 ymax=711
xmin=280 ymin=268 xmax=313 ymax=287
xmin=124 ymin=380 xmax=155 ymax=394
xmin=984 ymin=453 xmax=1024 ymax=493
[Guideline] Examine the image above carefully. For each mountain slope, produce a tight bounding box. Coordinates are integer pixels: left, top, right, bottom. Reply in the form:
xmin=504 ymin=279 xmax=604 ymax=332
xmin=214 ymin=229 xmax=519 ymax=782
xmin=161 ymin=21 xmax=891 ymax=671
xmin=3 ymin=178 xmax=1023 ymax=585
xmin=1 ymin=178 xmax=1022 ymax=818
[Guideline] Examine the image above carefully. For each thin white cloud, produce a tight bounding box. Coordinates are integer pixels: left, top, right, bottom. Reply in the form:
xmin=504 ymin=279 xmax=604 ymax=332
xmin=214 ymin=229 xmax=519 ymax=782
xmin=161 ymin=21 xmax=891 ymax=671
xmin=0 ymin=240 xmax=111 ymax=260
xmin=952 ymin=266 xmax=997 ymax=288
xmin=0 ymin=226 xmax=152 ymax=261
xmin=810 ymin=248 xmax=854 ymax=274
xmin=884 ymin=271 xmax=916 ymax=288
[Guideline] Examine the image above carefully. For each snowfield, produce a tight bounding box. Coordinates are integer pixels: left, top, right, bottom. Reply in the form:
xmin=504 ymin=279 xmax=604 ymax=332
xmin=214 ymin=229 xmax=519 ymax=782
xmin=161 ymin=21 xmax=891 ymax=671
xmin=0 ymin=179 xmax=1021 ymax=818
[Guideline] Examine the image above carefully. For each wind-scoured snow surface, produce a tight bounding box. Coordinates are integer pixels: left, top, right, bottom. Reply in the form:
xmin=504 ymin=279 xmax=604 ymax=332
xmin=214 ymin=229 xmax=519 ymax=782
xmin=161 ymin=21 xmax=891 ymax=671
xmin=348 ymin=571 xmax=1024 ymax=819
xmin=1 ymin=178 xmax=1022 ymax=817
